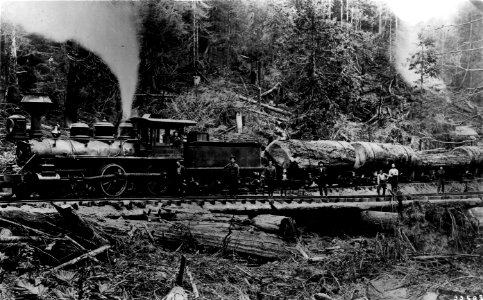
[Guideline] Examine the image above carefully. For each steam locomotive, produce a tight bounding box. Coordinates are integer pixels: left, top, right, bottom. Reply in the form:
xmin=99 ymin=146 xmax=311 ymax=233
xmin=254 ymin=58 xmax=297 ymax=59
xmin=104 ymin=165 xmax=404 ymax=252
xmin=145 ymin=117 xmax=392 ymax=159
xmin=1 ymin=94 xmax=263 ymax=198
xmin=1 ymin=94 xmax=481 ymax=199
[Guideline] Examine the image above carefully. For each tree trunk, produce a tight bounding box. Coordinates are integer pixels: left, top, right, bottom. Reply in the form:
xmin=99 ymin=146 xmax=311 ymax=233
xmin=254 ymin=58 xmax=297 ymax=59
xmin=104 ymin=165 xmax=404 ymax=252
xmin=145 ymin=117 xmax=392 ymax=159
xmin=265 ymin=139 xmax=356 ymax=169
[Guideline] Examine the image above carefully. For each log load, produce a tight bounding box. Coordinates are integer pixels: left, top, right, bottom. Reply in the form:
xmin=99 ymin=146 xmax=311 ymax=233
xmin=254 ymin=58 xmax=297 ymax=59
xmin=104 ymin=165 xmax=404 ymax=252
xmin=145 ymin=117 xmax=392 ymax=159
xmin=265 ymin=140 xmax=356 ymax=169
xmin=352 ymin=142 xmax=416 ymax=169
xmin=452 ymin=146 xmax=483 ymax=165
xmin=413 ymin=151 xmax=472 ymax=167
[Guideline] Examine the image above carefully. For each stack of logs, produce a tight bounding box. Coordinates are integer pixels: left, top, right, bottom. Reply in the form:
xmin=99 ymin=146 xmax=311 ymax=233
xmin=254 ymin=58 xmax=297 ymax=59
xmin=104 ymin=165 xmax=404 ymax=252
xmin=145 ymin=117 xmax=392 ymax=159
xmin=265 ymin=140 xmax=483 ymax=169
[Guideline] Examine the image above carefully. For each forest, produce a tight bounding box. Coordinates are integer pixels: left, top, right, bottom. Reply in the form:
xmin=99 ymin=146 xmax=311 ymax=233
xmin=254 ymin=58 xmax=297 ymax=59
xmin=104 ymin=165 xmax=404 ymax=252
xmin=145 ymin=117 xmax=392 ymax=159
xmin=0 ymin=0 xmax=483 ymax=144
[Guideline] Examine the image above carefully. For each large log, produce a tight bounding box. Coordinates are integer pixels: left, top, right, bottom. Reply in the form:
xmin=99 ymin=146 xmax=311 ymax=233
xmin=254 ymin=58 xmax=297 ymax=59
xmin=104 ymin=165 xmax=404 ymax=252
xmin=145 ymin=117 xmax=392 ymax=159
xmin=265 ymin=140 xmax=356 ymax=169
xmin=352 ymin=142 xmax=416 ymax=169
xmin=251 ymin=214 xmax=298 ymax=241
xmin=452 ymin=146 xmax=483 ymax=165
xmin=413 ymin=151 xmax=472 ymax=167
xmin=99 ymin=218 xmax=292 ymax=259
xmin=360 ymin=211 xmax=398 ymax=228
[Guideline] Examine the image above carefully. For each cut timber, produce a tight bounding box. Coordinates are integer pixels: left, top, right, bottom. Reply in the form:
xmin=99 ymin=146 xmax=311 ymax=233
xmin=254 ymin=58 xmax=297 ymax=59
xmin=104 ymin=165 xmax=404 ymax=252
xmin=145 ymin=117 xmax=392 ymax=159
xmin=265 ymin=139 xmax=355 ymax=169
xmin=251 ymin=214 xmax=298 ymax=241
xmin=452 ymin=146 xmax=483 ymax=165
xmin=238 ymin=95 xmax=291 ymax=116
xmin=352 ymin=142 xmax=416 ymax=169
xmin=99 ymin=218 xmax=291 ymax=259
xmin=164 ymin=286 xmax=188 ymax=300
xmin=360 ymin=211 xmax=398 ymax=228
xmin=413 ymin=151 xmax=472 ymax=167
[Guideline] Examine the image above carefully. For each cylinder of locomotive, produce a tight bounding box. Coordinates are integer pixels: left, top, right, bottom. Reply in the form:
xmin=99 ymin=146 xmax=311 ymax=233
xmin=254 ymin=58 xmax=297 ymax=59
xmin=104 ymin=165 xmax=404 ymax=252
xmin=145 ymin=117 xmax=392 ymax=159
xmin=351 ymin=142 xmax=416 ymax=169
xmin=265 ymin=140 xmax=356 ymax=169
xmin=28 ymin=139 xmax=136 ymax=157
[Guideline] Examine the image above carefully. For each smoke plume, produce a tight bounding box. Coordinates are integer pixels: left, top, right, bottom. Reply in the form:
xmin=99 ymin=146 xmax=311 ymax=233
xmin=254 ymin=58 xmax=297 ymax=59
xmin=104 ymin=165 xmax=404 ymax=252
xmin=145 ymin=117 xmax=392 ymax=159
xmin=1 ymin=0 xmax=139 ymax=119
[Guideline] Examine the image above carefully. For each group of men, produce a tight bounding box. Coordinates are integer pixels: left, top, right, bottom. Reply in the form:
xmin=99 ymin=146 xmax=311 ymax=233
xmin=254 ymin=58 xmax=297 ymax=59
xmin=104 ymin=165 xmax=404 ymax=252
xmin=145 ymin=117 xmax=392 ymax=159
xmin=375 ymin=164 xmax=400 ymax=197
xmin=176 ymin=154 xmax=448 ymax=197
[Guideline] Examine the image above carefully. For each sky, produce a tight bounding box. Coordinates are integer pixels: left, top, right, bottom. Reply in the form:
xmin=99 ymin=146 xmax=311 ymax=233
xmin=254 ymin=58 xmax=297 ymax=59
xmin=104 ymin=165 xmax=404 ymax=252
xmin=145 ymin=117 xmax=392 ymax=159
xmin=383 ymin=0 xmax=480 ymax=25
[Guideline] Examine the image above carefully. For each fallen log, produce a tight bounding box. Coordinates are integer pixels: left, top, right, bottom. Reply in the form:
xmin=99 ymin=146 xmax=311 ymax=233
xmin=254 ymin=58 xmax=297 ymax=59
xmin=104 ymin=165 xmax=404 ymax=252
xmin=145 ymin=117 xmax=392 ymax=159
xmin=164 ymin=286 xmax=188 ymax=300
xmin=360 ymin=211 xmax=399 ymax=228
xmin=98 ymin=218 xmax=292 ymax=259
xmin=265 ymin=139 xmax=356 ymax=169
xmin=251 ymin=214 xmax=298 ymax=241
xmin=47 ymin=245 xmax=111 ymax=273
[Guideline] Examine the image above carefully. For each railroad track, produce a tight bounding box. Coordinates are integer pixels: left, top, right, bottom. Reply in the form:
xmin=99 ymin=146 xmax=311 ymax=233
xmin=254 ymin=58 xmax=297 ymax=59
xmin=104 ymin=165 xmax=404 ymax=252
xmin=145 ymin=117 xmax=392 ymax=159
xmin=1 ymin=191 xmax=483 ymax=208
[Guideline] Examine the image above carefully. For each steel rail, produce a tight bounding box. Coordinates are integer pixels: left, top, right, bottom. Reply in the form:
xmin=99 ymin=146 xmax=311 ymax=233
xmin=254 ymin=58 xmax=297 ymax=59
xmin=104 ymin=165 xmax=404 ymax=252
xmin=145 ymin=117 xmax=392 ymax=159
xmin=0 ymin=191 xmax=482 ymax=206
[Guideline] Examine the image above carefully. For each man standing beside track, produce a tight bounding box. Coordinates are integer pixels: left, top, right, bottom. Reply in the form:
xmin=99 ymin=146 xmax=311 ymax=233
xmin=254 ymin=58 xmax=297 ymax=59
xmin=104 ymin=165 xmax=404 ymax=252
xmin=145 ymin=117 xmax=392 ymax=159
xmin=388 ymin=163 xmax=399 ymax=193
xmin=175 ymin=160 xmax=186 ymax=196
xmin=263 ymin=160 xmax=277 ymax=197
xmin=224 ymin=155 xmax=239 ymax=196
xmin=437 ymin=166 xmax=445 ymax=194
xmin=316 ymin=162 xmax=328 ymax=197
xmin=376 ymin=169 xmax=388 ymax=198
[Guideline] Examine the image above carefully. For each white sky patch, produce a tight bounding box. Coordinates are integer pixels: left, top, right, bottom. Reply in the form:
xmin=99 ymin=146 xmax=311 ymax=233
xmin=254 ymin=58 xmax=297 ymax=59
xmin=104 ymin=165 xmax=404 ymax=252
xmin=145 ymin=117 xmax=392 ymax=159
xmin=381 ymin=0 xmax=462 ymax=25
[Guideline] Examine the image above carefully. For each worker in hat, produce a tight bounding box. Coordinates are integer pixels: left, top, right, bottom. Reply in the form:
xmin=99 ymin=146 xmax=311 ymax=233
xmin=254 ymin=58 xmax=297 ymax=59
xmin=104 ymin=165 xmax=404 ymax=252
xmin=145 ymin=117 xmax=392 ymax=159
xmin=224 ymin=155 xmax=239 ymax=196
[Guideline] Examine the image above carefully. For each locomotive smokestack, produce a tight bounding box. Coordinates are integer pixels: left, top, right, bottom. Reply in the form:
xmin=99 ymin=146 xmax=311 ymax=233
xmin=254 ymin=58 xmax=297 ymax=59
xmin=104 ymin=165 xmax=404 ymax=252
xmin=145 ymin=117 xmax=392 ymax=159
xmin=21 ymin=93 xmax=53 ymax=139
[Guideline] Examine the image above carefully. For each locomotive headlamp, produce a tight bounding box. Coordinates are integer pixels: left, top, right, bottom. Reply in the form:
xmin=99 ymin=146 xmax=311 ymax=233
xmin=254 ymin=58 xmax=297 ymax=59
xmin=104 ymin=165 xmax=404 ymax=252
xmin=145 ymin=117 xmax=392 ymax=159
xmin=6 ymin=119 xmax=15 ymax=133
xmin=5 ymin=114 xmax=28 ymax=141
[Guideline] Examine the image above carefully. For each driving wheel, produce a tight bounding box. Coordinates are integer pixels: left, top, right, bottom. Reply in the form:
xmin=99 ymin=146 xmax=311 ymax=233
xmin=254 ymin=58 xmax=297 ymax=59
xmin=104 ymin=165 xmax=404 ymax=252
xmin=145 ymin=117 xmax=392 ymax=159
xmin=147 ymin=166 xmax=168 ymax=196
xmin=99 ymin=163 xmax=127 ymax=197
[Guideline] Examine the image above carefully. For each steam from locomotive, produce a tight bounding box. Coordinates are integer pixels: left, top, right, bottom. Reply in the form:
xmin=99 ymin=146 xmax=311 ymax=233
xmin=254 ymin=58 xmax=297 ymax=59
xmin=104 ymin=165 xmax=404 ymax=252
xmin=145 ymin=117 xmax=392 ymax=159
xmin=1 ymin=1 xmax=140 ymax=119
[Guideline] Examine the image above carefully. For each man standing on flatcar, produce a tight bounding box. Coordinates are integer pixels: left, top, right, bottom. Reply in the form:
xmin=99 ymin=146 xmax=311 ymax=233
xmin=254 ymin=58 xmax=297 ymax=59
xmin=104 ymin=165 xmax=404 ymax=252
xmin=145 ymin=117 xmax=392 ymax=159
xmin=263 ymin=160 xmax=277 ymax=197
xmin=388 ymin=163 xmax=399 ymax=193
xmin=316 ymin=162 xmax=328 ymax=197
xmin=224 ymin=155 xmax=239 ymax=196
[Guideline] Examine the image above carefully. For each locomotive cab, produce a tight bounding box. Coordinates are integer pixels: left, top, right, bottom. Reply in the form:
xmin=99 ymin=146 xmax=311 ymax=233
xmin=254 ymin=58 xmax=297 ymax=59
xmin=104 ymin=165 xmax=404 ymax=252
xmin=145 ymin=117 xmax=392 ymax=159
xmin=130 ymin=114 xmax=196 ymax=158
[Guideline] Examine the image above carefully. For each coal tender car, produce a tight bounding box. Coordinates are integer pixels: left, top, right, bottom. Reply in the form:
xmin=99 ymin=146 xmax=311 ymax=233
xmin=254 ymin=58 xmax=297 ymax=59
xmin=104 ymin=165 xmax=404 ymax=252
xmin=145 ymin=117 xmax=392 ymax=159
xmin=2 ymin=94 xmax=263 ymax=198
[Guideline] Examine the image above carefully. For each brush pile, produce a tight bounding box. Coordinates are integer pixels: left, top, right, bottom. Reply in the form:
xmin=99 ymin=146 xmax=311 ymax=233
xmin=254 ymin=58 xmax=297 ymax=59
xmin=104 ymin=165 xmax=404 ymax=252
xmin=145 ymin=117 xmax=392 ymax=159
xmin=0 ymin=199 xmax=480 ymax=299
